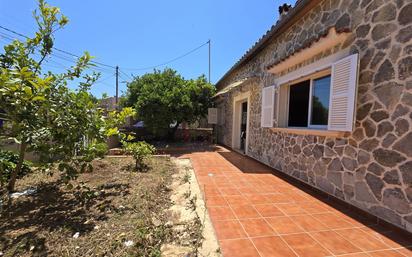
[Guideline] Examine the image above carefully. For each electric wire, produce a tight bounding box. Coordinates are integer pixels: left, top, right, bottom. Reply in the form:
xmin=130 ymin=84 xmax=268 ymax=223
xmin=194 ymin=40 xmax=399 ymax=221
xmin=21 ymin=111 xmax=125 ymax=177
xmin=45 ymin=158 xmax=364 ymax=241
xmin=121 ymin=41 xmax=209 ymax=71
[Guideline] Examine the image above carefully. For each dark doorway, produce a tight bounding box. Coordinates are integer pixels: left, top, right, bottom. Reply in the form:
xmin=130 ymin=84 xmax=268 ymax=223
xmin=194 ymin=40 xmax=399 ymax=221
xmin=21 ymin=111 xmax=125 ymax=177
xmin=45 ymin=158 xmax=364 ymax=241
xmin=288 ymin=80 xmax=310 ymax=127
xmin=240 ymin=101 xmax=248 ymax=151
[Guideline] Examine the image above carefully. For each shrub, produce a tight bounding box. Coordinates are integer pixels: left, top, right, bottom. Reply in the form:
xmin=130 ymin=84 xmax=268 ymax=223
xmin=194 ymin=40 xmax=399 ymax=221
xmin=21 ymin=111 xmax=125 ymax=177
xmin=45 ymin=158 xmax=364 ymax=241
xmin=123 ymin=141 xmax=155 ymax=171
xmin=0 ymin=150 xmax=32 ymax=187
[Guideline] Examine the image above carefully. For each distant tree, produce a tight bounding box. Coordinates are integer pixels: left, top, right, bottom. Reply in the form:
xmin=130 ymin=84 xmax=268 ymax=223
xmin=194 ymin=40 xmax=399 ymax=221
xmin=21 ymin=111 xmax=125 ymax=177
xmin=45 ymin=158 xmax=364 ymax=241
xmin=122 ymin=68 xmax=215 ymax=138
xmin=0 ymin=0 xmax=105 ymax=193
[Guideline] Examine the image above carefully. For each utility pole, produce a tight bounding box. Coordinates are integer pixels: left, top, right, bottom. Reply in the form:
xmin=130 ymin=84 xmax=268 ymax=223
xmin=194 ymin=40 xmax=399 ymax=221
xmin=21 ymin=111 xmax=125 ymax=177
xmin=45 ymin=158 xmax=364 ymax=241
xmin=208 ymin=39 xmax=211 ymax=84
xmin=115 ymin=66 xmax=119 ymax=106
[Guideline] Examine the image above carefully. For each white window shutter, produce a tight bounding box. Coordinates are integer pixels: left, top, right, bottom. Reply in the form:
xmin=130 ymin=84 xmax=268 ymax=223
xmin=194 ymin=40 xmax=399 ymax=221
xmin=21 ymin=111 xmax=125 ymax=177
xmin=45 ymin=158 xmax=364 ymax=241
xmin=261 ymin=85 xmax=275 ymax=127
xmin=328 ymin=53 xmax=359 ymax=131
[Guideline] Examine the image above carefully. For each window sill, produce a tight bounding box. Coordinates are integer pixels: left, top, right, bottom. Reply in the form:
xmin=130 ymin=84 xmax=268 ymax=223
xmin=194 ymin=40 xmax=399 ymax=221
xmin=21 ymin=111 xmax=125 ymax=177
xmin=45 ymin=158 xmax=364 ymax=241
xmin=269 ymin=127 xmax=347 ymax=137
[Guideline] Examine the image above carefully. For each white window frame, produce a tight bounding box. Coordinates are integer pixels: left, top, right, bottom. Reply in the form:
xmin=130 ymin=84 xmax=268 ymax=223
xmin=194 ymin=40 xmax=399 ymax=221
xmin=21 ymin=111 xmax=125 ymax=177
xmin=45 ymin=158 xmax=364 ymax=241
xmin=285 ymin=69 xmax=331 ymax=130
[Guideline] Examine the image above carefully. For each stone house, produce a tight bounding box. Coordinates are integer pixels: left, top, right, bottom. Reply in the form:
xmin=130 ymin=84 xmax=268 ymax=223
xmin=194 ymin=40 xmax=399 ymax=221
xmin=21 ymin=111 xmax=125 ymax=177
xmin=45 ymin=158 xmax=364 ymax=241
xmin=214 ymin=0 xmax=412 ymax=232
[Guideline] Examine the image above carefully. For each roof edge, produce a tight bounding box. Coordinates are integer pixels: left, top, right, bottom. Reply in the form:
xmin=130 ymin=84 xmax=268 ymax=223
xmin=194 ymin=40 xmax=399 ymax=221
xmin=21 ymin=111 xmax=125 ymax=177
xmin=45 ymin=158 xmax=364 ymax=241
xmin=216 ymin=0 xmax=322 ymax=88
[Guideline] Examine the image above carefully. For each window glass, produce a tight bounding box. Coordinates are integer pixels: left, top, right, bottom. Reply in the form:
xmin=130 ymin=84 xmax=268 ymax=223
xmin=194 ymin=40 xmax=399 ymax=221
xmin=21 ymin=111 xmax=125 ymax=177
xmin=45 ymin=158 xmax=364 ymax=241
xmin=288 ymin=80 xmax=310 ymax=127
xmin=311 ymin=75 xmax=331 ymax=126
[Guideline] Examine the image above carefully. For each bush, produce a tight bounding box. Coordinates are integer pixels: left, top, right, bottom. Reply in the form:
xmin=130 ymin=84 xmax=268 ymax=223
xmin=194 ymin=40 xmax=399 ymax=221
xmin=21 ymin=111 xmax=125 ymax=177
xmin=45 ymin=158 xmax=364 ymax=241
xmin=0 ymin=150 xmax=32 ymax=186
xmin=123 ymin=141 xmax=155 ymax=171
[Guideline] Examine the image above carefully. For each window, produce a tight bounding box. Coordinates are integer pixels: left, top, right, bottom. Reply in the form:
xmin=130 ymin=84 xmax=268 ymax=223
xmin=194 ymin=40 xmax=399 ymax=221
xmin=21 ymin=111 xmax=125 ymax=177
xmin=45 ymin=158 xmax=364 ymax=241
xmin=287 ymin=72 xmax=331 ymax=129
xmin=262 ymin=53 xmax=359 ymax=133
xmin=288 ymin=80 xmax=310 ymax=127
xmin=310 ymin=76 xmax=331 ymax=126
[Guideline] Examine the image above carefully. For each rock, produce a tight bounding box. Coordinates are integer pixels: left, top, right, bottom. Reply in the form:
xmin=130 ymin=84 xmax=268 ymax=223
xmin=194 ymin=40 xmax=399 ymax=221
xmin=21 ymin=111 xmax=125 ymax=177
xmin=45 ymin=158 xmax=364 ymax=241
xmin=328 ymin=158 xmax=343 ymax=171
xmin=374 ymin=59 xmax=395 ymax=84
xmin=393 ymin=132 xmax=412 ymax=157
xmin=383 ymin=170 xmax=400 ymax=185
xmin=377 ymin=121 xmax=394 ymax=137
xmin=372 ymin=3 xmax=397 ymax=22
xmin=292 ymin=145 xmax=301 ymax=155
xmin=382 ymin=188 xmax=411 ymax=214
xmin=357 ymin=150 xmax=370 ymax=164
xmin=344 ymin=146 xmax=357 ymax=158
xmin=371 ymin=23 xmax=397 ymax=41
xmin=373 ymin=148 xmax=406 ymax=167
xmin=392 ymin=104 xmax=409 ymax=120
xmin=367 ymin=163 xmax=385 ymax=176
xmin=376 ymin=39 xmax=391 ymax=50
xmin=396 ymin=26 xmax=412 ymax=43
xmin=336 ymin=13 xmax=350 ymax=32
xmin=344 ymin=185 xmax=355 ymax=198
xmin=371 ymin=110 xmax=389 ymax=122
xmin=359 ymin=138 xmax=379 ymax=151
xmin=366 ymin=173 xmax=384 ymax=200
xmin=362 ymin=119 xmax=376 ymax=137
xmin=356 ymin=24 xmax=370 ymax=38
xmin=365 ymin=0 xmax=386 ymax=13
xmin=302 ymin=146 xmax=312 ymax=156
xmin=355 ymin=167 xmax=367 ymax=180
xmin=370 ymin=51 xmax=386 ymax=70
xmin=398 ymin=56 xmax=412 ymax=81
xmin=335 ymin=189 xmax=345 ymax=200
xmin=398 ymin=3 xmax=412 ymax=25
xmin=373 ymin=82 xmax=403 ymax=111
xmin=312 ymin=145 xmax=324 ymax=159
xmin=399 ymin=161 xmax=412 ymax=184
xmin=401 ymin=93 xmax=412 ymax=107
xmin=357 ymin=103 xmax=373 ymax=120
xmin=395 ymin=118 xmax=409 ymax=136
xmin=359 ymin=70 xmax=374 ymax=84
xmin=406 ymin=187 xmax=412 ymax=202
xmin=327 ymin=171 xmax=343 ymax=188
xmin=313 ymin=161 xmax=327 ymax=176
xmin=382 ymin=133 xmax=397 ymax=148
xmin=324 ymin=147 xmax=336 ymax=157
xmin=352 ymin=128 xmax=365 ymax=141
xmin=342 ymin=157 xmax=357 ymax=171
xmin=355 ymin=182 xmax=378 ymax=203
xmin=389 ymin=44 xmax=402 ymax=63
xmin=369 ymin=206 xmax=402 ymax=226
xmin=316 ymin=176 xmax=335 ymax=194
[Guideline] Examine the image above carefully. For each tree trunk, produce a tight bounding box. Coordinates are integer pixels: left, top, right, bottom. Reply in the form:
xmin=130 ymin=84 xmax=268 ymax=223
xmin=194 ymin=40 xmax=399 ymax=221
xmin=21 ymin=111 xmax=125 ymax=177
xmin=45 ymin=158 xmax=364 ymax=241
xmin=7 ymin=143 xmax=27 ymax=193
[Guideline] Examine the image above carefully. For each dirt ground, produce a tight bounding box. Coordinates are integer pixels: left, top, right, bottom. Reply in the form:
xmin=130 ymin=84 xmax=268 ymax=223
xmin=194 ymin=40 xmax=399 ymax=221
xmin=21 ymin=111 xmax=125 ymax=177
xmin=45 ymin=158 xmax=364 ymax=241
xmin=0 ymin=156 xmax=205 ymax=257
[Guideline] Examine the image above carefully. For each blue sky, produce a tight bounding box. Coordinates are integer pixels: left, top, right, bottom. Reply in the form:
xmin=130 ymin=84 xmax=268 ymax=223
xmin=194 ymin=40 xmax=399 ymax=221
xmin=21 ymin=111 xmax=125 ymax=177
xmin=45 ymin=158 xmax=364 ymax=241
xmin=0 ymin=0 xmax=295 ymax=97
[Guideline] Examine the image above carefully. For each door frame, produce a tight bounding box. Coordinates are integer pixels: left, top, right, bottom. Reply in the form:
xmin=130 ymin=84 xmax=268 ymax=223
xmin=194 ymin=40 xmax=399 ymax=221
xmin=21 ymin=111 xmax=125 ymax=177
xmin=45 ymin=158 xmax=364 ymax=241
xmin=232 ymin=91 xmax=251 ymax=155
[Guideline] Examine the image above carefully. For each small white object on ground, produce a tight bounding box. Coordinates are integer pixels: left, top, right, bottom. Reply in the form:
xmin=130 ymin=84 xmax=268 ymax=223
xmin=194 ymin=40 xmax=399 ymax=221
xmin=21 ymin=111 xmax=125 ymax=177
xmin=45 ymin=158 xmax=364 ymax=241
xmin=73 ymin=232 xmax=80 ymax=239
xmin=124 ymin=240 xmax=134 ymax=247
xmin=94 ymin=225 xmax=100 ymax=230
xmin=29 ymin=246 xmax=35 ymax=251
xmin=0 ymin=251 xmax=4 ymax=256
xmin=208 ymin=173 xmax=214 ymax=177
xmin=10 ymin=188 xmax=37 ymax=199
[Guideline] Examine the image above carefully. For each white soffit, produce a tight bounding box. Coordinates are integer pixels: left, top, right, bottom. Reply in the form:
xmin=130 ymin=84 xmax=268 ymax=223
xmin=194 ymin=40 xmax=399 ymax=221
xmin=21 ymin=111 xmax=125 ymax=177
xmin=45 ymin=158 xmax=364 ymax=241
xmin=267 ymin=27 xmax=350 ymax=74
xmin=214 ymin=77 xmax=256 ymax=97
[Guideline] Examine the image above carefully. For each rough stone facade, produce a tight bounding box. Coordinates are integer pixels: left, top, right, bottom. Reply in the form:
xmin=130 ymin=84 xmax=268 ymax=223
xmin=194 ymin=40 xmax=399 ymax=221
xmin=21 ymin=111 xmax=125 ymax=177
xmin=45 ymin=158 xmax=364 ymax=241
xmin=215 ymin=0 xmax=412 ymax=232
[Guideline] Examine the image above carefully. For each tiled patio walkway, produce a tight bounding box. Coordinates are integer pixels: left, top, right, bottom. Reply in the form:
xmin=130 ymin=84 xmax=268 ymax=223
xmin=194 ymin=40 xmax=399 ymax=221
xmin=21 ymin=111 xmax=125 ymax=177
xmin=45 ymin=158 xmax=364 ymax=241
xmin=176 ymin=146 xmax=412 ymax=257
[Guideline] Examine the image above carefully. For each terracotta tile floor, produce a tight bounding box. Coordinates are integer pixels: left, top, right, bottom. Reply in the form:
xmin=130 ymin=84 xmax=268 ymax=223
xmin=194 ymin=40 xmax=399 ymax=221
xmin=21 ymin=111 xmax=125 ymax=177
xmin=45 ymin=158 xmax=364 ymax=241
xmin=176 ymin=145 xmax=412 ymax=257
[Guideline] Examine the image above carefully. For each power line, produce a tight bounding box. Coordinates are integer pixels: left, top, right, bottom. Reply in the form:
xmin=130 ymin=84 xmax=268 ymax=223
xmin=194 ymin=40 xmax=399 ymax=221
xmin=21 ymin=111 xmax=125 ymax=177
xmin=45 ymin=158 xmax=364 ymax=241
xmin=122 ymin=41 xmax=209 ymax=71
xmin=119 ymin=69 xmax=132 ymax=81
xmin=0 ymin=31 xmax=114 ymax=75
xmin=0 ymin=25 xmax=116 ymax=69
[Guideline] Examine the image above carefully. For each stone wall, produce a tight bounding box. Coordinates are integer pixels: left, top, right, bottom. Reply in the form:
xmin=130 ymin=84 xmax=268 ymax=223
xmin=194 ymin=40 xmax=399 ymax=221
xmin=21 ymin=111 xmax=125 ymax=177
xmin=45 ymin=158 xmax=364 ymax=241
xmin=216 ymin=0 xmax=412 ymax=232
